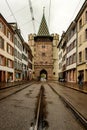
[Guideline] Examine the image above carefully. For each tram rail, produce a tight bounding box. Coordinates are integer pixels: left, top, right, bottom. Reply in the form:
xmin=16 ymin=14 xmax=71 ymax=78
xmin=47 ymin=83 xmax=87 ymax=129
xmin=34 ymin=85 xmax=48 ymax=130
xmin=0 ymin=82 xmax=86 ymax=129
xmin=33 ymin=83 xmax=87 ymax=130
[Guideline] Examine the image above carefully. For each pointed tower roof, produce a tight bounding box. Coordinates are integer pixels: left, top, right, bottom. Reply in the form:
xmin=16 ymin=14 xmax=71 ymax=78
xmin=37 ymin=10 xmax=50 ymax=36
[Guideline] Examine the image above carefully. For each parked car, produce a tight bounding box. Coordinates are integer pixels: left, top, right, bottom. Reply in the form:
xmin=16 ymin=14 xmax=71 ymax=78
xmin=58 ymin=78 xmax=65 ymax=82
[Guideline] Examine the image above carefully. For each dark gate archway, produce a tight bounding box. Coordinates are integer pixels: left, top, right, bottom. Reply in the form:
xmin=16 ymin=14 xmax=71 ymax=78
xmin=40 ymin=69 xmax=47 ymax=80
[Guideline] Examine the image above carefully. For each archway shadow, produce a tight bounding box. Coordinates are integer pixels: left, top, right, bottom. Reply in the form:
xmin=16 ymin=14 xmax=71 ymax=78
xmin=40 ymin=69 xmax=47 ymax=81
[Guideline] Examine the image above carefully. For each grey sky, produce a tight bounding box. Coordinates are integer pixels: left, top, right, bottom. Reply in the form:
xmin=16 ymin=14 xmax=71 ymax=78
xmin=0 ymin=0 xmax=85 ymax=41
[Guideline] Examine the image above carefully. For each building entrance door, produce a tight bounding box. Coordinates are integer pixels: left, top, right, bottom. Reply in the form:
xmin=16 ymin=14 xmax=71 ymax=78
xmin=40 ymin=69 xmax=47 ymax=81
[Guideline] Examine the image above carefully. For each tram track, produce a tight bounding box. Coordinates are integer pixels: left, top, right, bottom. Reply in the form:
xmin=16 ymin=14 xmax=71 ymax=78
xmin=34 ymin=85 xmax=48 ymax=130
xmin=47 ymin=83 xmax=87 ymax=129
xmin=33 ymin=83 xmax=87 ymax=130
xmin=0 ymin=82 xmax=86 ymax=130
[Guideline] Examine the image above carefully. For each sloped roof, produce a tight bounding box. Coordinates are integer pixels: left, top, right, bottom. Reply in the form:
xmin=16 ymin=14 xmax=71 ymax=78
xmin=37 ymin=13 xmax=50 ymax=36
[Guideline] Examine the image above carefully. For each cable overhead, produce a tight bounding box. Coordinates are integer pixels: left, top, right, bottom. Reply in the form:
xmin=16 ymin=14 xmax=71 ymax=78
xmin=5 ymin=0 xmax=17 ymax=22
xmin=68 ymin=0 xmax=83 ymax=24
xmin=48 ymin=0 xmax=51 ymax=30
xmin=28 ymin=0 xmax=36 ymax=33
xmin=9 ymin=6 xmax=28 ymax=16
xmin=5 ymin=0 xmax=25 ymax=39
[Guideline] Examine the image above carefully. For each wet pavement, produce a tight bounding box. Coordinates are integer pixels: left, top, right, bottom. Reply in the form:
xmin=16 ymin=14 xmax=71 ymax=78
xmin=49 ymin=82 xmax=87 ymax=124
xmin=0 ymin=83 xmax=41 ymax=130
xmin=44 ymin=83 xmax=86 ymax=130
xmin=0 ymin=81 xmax=86 ymax=130
xmin=0 ymin=81 xmax=34 ymax=100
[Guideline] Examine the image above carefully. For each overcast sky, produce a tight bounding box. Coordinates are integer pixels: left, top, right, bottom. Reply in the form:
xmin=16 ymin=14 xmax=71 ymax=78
xmin=0 ymin=0 xmax=85 ymax=42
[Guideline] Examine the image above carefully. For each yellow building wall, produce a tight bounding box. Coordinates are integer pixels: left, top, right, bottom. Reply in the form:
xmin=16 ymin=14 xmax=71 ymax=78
xmin=77 ymin=6 xmax=87 ymax=82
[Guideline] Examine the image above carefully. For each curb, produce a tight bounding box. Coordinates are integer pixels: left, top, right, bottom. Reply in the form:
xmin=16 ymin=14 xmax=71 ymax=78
xmin=0 ymin=81 xmax=31 ymax=90
xmin=59 ymin=94 xmax=87 ymax=129
xmin=58 ymin=82 xmax=87 ymax=94
xmin=0 ymin=82 xmax=35 ymax=101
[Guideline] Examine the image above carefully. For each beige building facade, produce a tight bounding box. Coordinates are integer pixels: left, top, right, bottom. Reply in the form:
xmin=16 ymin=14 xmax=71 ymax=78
xmin=52 ymin=34 xmax=59 ymax=80
xmin=76 ymin=0 xmax=87 ymax=83
xmin=58 ymin=0 xmax=87 ymax=83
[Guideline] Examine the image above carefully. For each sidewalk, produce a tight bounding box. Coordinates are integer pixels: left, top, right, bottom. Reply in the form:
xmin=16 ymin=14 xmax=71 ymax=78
xmin=58 ymin=82 xmax=87 ymax=94
xmin=0 ymin=80 xmax=30 ymax=89
xmin=50 ymin=82 xmax=87 ymax=129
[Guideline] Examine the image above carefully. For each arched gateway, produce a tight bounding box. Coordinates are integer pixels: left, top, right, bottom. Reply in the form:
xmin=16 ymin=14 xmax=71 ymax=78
xmin=40 ymin=69 xmax=47 ymax=81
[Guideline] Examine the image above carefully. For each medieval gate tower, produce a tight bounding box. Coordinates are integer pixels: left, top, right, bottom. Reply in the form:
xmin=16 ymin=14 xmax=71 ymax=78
xmin=28 ymin=12 xmax=59 ymax=80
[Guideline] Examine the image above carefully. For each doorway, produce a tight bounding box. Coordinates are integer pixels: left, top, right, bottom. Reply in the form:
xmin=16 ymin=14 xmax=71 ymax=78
xmin=40 ymin=69 xmax=47 ymax=81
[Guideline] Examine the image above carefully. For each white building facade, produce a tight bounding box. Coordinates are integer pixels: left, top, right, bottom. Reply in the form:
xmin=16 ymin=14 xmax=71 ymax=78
xmin=0 ymin=14 xmax=14 ymax=82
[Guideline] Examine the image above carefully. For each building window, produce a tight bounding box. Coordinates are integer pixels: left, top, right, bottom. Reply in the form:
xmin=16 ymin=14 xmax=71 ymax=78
xmin=71 ymin=26 xmax=76 ymax=37
xmin=70 ymin=56 xmax=72 ymax=64
xmin=7 ymin=59 xmax=13 ymax=68
xmin=14 ymin=59 xmax=17 ymax=69
xmin=73 ymin=40 xmax=76 ymax=48
xmin=79 ymin=19 xmax=82 ymax=30
xmin=7 ymin=30 xmax=12 ymax=41
xmin=0 ymin=55 xmax=3 ymax=65
xmin=7 ymin=43 xmax=13 ymax=55
xmin=73 ymin=53 xmax=76 ymax=63
xmin=0 ymin=36 xmax=4 ymax=49
xmin=42 ymin=53 xmax=45 ymax=56
xmin=59 ymin=52 xmax=62 ymax=60
xmin=25 ymin=48 xmax=27 ymax=54
xmin=85 ymin=29 xmax=87 ymax=40
xmin=23 ymin=45 xmax=24 ymax=51
xmin=68 ymin=58 xmax=69 ymax=66
xmin=22 ymin=54 xmax=27 ymax=61
xmin=66 ymin=58 xmax=68 ymax=66
xmin=14 ymin=49 xmax=17 ymax=57
xmin=0 ymin=55 xmax=6 ymax=66
xmin=79 ymin=52 xmax=82 ymax=62
xmin=79 ymin=35 xmax=82 ymax=46
xmin=0 ymin=22 xmax=4 ymax=33
xmin=42 ymin=45 xmax=45 ymax=48
xmin=85 ymin=48 xmax=87 ymax=60
xmin=59 ymin=63 xmax=62 ymax=69
xmin=0 ymin=22 xmax=2 ymax=29
xmin=14 ymin=37 xmax=17 ymax=46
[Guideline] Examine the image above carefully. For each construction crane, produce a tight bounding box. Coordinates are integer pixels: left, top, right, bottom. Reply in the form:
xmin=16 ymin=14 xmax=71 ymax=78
xmin=28 ymin=0 xmax=36 ymax=33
